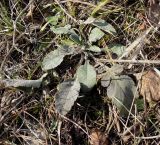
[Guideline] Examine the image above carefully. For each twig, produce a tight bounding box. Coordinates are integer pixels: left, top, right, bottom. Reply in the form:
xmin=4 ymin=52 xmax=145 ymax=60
xmin=119 ymin=20 xmax=160 ymax=60
xmin=118 ymin=26 xmax=154 ymax=59
xmin=99 ymin=59 xmax=160 ymax=64
xmin=58 ymin=121 xmax=62 ymax=145
xmin=60 ymin=0 xmax=99 ymax=8
xmin=135 ymin=134 xmax=160 ymax=139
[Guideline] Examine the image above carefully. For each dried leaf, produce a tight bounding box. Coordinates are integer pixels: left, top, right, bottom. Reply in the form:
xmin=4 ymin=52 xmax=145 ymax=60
xmin=138 ymin=22 xmax=146 ymax=30
xmin=139 ymin=70 xmax=160 ymax=102
xmin=55 ymin=79 xmax=80 ymax=115
xmin=89 ymin=129 xmax=109 ymax=145
xmin=20 ymin=135 xmax=45 ymax=145
xmin=26 ymin=3 xmax=35 ymax=18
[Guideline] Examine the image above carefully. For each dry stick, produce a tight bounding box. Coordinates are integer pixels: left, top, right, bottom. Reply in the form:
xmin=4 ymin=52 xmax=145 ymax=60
xmin=99 ymin=59 xmax=160 ymax=64
xmin=135 ymin=134 xmax=160 ymax=139
xmin=57 ymin=121 xmax=62 ymax=145
xmin=118 ymin=26 xmax=154 ymax=60
xmin=119 ymin=19 xmax=160 ymax=60
xmin=60 ymin=0 xmax=99 ymax=8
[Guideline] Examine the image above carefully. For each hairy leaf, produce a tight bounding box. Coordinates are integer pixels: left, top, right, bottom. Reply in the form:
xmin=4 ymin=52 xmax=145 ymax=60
xmin=108 ymin=43 xmax=126 ymax=57
xmin=41 ymin=16 xmax=59 ymax=31
xmin=51 ymin=24 xmax=71 ymax=34
xmin=0 ymin=79 xmax=42 ymax=89
xmin=46 ymin=16 xmax=59 ymax=25
xmin=58 ymin=45 xmax=75 ymax=55
xmin=76 ymin=60 xmax=97 ymax=92
xmin=89 ymin=27 xmax=104 ymax=43
xmin=87 ymin=45 xmax=101 ymax=53
xmin=55 ymin=79 xmax=80 ymax=115
xmin=42 ymin=45 xmax=75 ymax=71
xmin=110 ymin=64 xmax=124 ymax=74
xmin=0 ymin=73 xmax=47 ymax=90
xmin=93 ymin=19 xmax=116 ymax=35
xmin=101 ymin=65 xmax=137 ymax=116
xmin=42 ymin=49 xmax=65 ymax=71
xmin=69 ymin=33 xmax=81 ymax=45
xmin=83 ymin=17 xmax=95 ymax=24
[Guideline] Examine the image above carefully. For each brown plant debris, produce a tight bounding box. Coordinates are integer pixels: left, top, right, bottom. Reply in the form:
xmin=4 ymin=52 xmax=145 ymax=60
xmin=139 ymin=69 xmax=160 ymax=102
xmin=89 ymin=129 xmax=109 ymax=145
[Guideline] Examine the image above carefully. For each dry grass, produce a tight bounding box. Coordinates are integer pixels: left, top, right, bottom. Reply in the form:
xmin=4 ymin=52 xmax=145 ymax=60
xmin=0 ymin=0 xmax=160 ymax=144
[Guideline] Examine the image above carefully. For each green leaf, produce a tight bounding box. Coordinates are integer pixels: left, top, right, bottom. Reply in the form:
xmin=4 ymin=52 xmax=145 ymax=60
xmin=101 ymin=65 xmax=137 ymax=116
xmin=42 ymin=49 xmax=65 ymax=71
xmin=69 ymin=33 xmax=82 ymax=45
xmin=89 ymin=27 xmax=104 ymax=43
xmin=83 ymin=17 xmax=95 ymax=24
xmin=69 ymin=29 xmax=82 ymax=45
xmin=46 ymin=16 xmax=59 ymax=25
xmin=42 ymin=46 xmax=74 ymax=71
xmin=51 ymin=24 xmax=71 ymax=34
xmin=55 ymin=79 xmax=80 ymax=115
xmin=0 ymin=73 xmax=47 ymax=90
xmin=108 ymin=43 xmax=126 ymax=56
xmin=93 ymin=19 xmax=116 ymax=35
xmin=76 ymin=60 xmax=97 ymax=92
xmin=41 ymin=16 xmax=59 ymax=31
xmin=101 ymin=75 xmax=137 ymax=117
xmin=58 ymin=45 xmax=75 ymax=55
xmin=110 ymin=64 xmax=123 ymax=74
xmin=0 ymin=79 xmax=42 ymax=88
xmin=87 ymin=45 xmax=101 ymax=53
xmin=61 ymin=39 xmax=75 ymax=46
